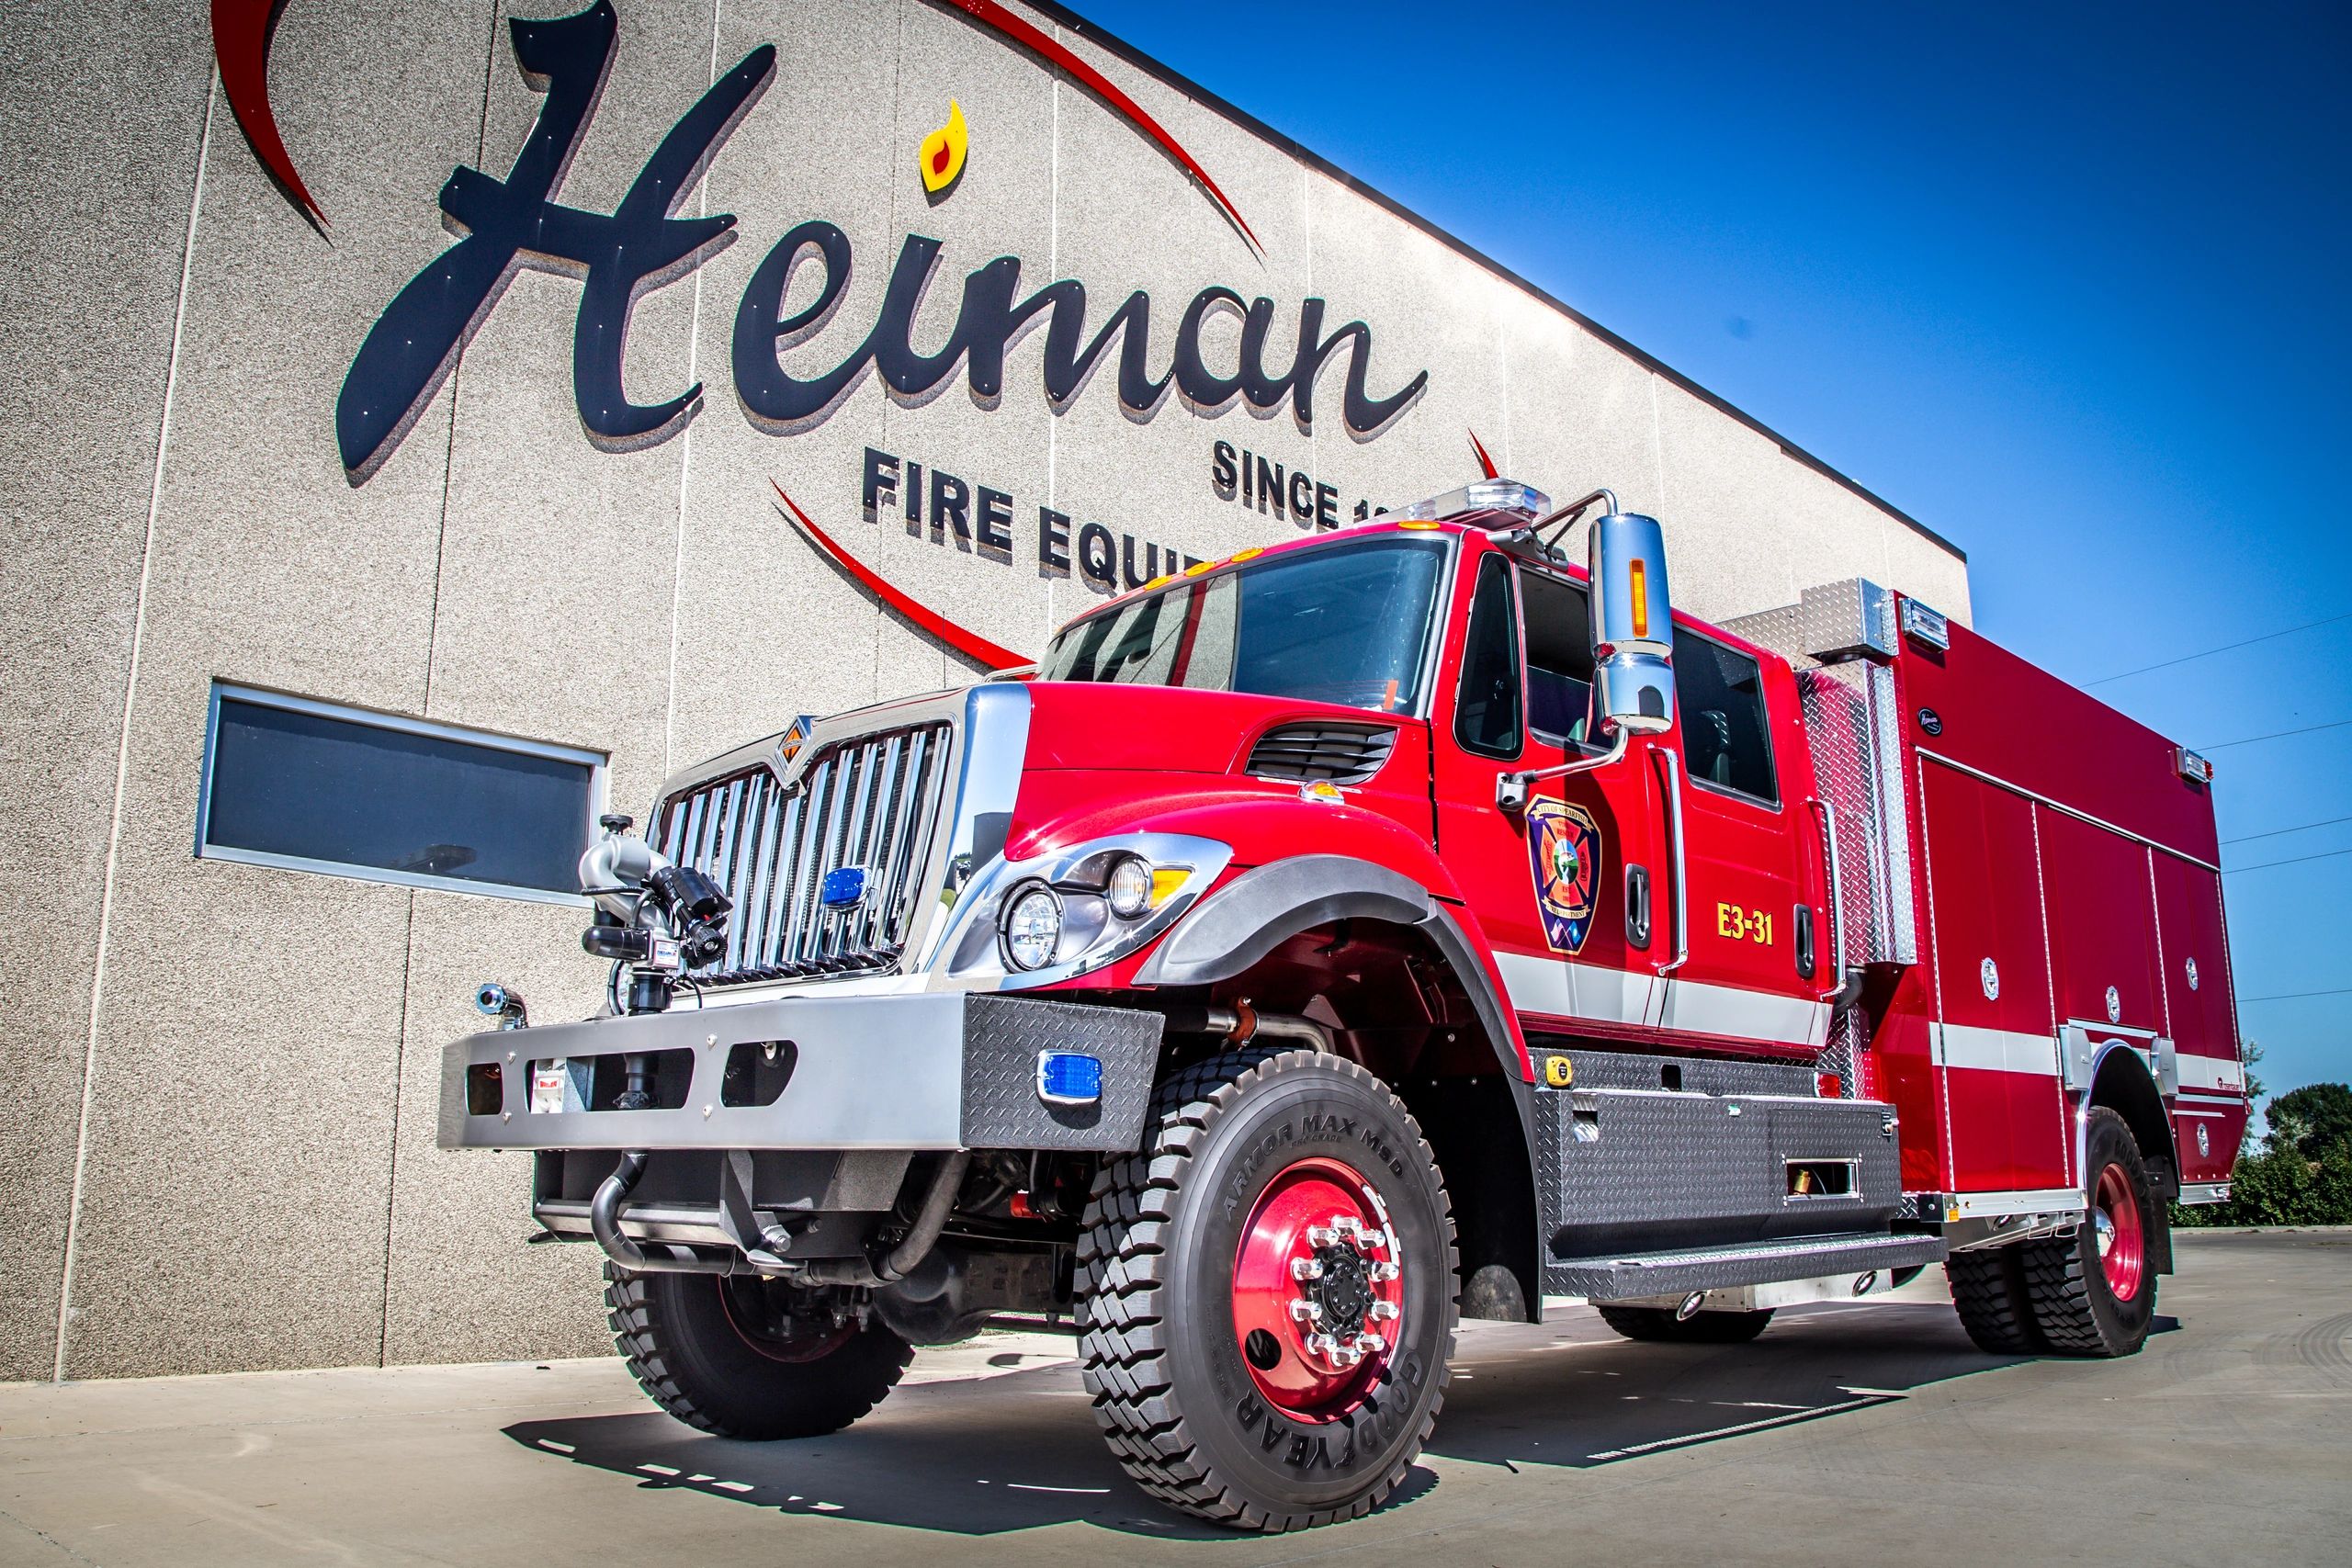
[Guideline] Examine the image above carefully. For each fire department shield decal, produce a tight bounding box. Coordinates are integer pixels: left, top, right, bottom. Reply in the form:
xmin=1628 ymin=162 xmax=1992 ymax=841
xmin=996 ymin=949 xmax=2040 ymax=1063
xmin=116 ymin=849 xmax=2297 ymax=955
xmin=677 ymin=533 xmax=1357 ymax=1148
xmin=1526 ymin=799 xmax=1603 ymax=954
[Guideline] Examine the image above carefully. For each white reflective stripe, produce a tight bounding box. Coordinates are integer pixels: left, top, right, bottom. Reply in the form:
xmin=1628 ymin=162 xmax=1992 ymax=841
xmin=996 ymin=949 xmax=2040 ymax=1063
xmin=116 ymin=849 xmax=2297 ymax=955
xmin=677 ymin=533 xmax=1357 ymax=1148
xmin=2174 ymin=1108 xmax=2229 ymax=1119
xmin=1494 ymin=950 xmax=1653 ymax=1026
xmin=1655 ymin=979 xmax=1829 ymax=1047
xmin=2177 ymin=1054 xmax=2245 ymax=1093
xmin=1934 ymin=1023 xmax=2060 ymax=1076
xmin=1494 ymin=951 xmax=1826 ymax=1046
xmin=2177 ymin=1089 xmax=2241 ymax=1106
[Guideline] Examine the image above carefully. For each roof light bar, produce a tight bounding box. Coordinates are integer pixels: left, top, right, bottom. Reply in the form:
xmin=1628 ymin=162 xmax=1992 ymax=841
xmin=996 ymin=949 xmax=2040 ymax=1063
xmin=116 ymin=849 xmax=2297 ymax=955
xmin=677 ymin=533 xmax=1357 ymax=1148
xmin=1381 ymin=478 xmax=1553 ymax=525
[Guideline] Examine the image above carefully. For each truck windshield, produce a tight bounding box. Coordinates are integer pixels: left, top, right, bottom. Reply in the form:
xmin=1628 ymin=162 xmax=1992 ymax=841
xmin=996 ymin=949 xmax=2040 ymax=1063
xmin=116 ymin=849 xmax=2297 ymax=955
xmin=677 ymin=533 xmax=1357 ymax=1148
xmin=1038 ymin=534 xmax=1450 ymax=715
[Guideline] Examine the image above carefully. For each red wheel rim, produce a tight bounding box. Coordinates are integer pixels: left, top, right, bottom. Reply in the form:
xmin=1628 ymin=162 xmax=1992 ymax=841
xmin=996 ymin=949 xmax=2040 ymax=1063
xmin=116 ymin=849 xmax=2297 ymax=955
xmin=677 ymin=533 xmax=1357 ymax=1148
xmin=2092 ymin=1162 xmax=2145 ymax=1301
xmin=1229 ymin=1156 xmax=1404 ymax=1424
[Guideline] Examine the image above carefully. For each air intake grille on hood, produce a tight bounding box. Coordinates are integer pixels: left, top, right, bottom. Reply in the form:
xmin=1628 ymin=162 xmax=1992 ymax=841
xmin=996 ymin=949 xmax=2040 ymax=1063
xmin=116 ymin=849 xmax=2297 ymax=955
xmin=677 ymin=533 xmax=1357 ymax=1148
xmin=1245 ymin=722 xmax=1398 ymax=784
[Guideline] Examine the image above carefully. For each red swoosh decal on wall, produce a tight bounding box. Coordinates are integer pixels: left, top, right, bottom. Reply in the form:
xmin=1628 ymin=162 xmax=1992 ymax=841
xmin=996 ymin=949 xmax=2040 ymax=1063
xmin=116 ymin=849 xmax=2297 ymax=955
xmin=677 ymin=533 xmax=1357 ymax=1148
xmin=1467 ymin=428 xmax=1498 ymax=479
xmin=772 ymin=480 xmax=1031 ymax=671
xmin=929 ymin=0 xmax=1261 ymax=255
xmin=212 ymin=0 xmax=325 ymax=228
xmin=212 ymin=1 xmax=1253 ymax=251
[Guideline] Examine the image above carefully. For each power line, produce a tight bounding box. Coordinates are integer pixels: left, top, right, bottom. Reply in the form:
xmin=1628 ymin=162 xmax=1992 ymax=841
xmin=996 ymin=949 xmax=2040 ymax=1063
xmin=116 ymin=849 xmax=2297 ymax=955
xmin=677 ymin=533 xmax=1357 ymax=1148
xmin=2222 ymin=814 xmax=2352 ymax=846
xmin=2196 ymin=718 xmax=2352 ymax=752
xmin=2086 ymin=610 xmax=2352 ymax=687
xmin=2223 ymin=847 xmax=2352 ymax=875
xmin=2240 ymin=987 xmax=2352 ymax=1004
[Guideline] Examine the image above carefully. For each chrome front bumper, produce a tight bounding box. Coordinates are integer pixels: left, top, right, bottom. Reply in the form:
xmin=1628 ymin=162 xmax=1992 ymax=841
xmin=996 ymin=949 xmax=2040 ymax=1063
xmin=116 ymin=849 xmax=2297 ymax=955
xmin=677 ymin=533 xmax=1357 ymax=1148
xmin=437 ymin=991 xmax=1163 ymax=1154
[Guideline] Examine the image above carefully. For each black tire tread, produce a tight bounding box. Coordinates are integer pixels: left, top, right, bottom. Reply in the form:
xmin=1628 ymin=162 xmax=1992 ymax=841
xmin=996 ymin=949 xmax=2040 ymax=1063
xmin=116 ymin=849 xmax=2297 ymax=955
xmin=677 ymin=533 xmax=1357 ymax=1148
xmin=2017 ymin=1108 xmax=2157 ymax=1358
xmin=1077 ymin=1046 xmax=1457 ymax=1532
xmin=1945 ymin=1247 xmax=2044 ymax=1355
xmin=604 ymin=1264 xmax=913 ymax=1438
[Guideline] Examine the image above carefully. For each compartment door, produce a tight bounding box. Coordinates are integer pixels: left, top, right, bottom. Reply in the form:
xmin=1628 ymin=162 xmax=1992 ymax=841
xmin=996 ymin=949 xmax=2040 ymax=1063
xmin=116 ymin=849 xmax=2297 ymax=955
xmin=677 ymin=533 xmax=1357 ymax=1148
xmin=1918 ymin=761 xmax=2068 ymax=1190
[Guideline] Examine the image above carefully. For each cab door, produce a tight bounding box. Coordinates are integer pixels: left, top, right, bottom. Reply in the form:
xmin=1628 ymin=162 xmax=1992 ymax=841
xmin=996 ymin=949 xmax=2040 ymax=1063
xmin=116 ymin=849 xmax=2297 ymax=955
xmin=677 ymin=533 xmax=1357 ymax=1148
xmin=1651 ymin=627 xmax=1828 ymax=1055
xmin=1430 ymin=547 xmax=1661 ymax=1037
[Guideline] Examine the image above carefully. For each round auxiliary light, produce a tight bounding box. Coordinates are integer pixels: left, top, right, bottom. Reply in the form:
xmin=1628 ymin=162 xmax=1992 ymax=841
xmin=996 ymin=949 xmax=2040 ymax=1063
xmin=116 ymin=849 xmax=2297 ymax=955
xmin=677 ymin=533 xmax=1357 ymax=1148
xmin=1106 ymin=855 xmax=1155 ymax=919
xmin=1001 ymin=884 xmax=1064 ymax=971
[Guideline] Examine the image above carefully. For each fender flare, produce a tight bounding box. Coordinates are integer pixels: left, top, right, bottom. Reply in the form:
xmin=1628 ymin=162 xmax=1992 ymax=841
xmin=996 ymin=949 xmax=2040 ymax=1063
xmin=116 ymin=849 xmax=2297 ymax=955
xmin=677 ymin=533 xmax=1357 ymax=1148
xmin=2082 ymin=1043 xmax=2177 ymax=1274
xmin=1136 ymin=854 xmax=1430 ymax=986
xmin=1134 ymin=853 xmax=1535 ymax=1121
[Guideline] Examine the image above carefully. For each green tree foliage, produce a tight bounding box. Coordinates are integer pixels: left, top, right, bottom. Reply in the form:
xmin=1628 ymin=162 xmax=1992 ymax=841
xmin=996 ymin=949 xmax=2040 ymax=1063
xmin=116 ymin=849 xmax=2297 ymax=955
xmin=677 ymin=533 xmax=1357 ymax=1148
xmin=2172 ymin=1047 xmax=2352 ymax=1227
xmin=2267 ymin=1083 xmax=2352 ymax=1162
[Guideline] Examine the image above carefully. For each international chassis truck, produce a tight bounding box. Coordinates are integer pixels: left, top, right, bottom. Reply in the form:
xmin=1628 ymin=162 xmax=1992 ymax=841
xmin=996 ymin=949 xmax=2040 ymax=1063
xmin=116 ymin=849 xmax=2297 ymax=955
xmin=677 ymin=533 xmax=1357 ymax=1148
xmin=441 ymin=479 xmax=2247 ymax=1530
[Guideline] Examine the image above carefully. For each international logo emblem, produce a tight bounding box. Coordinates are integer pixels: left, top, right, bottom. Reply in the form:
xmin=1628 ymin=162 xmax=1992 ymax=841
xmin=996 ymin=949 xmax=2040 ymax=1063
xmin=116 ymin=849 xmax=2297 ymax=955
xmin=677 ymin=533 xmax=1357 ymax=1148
xmin=1526 ymin=799 xmax=1602 ymax=954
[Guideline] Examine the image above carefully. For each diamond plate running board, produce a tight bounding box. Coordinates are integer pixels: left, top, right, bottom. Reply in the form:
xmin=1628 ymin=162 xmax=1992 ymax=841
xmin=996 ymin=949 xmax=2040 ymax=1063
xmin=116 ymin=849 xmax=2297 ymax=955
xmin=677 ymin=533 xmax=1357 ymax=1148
xmin=1550 ymin=1231 xmax=1948 ymax=1302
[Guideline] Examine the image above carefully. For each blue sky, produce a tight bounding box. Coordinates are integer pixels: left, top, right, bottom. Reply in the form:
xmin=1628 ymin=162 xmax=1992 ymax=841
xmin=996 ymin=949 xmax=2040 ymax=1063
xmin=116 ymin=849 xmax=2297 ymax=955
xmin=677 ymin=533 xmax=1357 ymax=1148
xmin=1074 ymin=0 xmax=2350 ymax=1099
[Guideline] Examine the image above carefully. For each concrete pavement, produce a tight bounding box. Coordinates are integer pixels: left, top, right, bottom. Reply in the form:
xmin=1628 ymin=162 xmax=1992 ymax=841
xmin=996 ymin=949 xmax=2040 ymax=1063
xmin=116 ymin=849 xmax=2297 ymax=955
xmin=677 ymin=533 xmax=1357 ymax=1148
xmin=3 ymin=1228 xmax=2346 ymax=1565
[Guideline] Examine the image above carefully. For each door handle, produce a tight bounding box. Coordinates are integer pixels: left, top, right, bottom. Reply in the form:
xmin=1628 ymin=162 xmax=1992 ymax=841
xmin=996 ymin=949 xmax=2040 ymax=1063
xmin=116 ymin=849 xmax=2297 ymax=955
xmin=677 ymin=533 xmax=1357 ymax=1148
xmin=1652 ymin=747 xmax=1688 ymax=976
xmin=1625 ymin=864 xmax=1651 ymax=950
xmin=1809 ymin=797 xmax=1845 ymax=1001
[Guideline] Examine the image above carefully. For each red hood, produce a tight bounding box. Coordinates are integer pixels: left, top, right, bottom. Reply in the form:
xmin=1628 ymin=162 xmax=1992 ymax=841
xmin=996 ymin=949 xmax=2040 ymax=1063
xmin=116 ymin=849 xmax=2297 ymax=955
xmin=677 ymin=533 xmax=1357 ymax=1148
xmin=1020 ymin=682 xmax=1410 ymax=775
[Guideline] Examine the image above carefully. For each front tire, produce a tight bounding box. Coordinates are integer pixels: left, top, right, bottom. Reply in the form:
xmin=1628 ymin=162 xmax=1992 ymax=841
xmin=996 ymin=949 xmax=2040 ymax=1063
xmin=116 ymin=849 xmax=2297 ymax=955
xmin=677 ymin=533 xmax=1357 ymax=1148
xmin=605 ymin=1265 xmax=913 ymax=1438
xmin=1078 ymin=1047 xmax=1458 ymax=1531
xmin=2017 ymin=1107 xmax=2160 ymax=1356
xmin=1595 ymin=1303 xmax=1774 ymax=1343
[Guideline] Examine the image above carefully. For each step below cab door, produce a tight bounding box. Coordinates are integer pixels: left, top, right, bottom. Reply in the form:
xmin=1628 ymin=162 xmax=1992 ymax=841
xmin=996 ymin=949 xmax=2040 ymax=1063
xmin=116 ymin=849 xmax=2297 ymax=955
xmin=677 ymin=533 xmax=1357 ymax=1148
xmin=1432 ymin=549 xmax=1660 ymax=1035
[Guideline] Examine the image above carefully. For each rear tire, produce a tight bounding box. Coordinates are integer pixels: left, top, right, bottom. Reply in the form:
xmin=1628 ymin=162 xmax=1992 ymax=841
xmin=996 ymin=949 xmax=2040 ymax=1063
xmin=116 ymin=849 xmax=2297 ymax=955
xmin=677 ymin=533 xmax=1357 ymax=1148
xmin=2018 ymin=1107 xmax=2159 ymax=1356
xmin=1595 ymin=1303 xmax=1774 ymax=1343
xmin=1078 ymin=1047 xmax=1458 ymax=1531
xmin=605 ymin=1265 xmax=913 ymax=1438
xmin=1946 ymin=1246 xmax=2044 ymax=1354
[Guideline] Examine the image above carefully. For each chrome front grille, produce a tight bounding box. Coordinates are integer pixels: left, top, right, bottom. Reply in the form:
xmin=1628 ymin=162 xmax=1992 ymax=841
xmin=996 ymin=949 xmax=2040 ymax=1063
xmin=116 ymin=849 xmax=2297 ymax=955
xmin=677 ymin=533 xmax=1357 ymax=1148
xmin=654 ymin=721 xmax=956 ymax=984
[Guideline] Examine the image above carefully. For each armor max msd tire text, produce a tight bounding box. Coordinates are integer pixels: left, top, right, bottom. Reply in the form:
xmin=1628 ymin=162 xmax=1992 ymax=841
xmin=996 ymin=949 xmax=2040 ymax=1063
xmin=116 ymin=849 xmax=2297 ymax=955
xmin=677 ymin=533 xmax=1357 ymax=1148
xmin=1077 ymin=1047 xmax=1459 ymax=1530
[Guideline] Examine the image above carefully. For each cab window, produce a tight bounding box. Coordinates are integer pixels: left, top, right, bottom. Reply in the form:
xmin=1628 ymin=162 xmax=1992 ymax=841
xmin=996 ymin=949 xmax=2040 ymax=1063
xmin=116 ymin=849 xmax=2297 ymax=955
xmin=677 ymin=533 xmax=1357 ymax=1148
xmin=1673 ymin=630 xmax=1777 ymax=805
xmin=1453 ymin=555 xmax=1521 ymax=759
xmin=1520 ymin=570 xmax=1598 ymax=749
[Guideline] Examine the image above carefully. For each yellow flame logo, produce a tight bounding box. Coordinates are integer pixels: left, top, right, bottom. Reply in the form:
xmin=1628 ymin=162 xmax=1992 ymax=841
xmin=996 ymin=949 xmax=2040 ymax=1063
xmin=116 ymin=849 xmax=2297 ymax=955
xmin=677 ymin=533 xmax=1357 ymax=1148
xmin=919 ymin=99 xmax=968 ymax=197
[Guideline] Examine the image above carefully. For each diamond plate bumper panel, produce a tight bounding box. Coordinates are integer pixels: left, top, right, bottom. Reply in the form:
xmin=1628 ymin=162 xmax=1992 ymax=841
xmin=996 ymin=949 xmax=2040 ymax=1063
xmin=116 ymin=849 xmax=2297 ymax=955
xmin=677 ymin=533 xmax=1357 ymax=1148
xmin=438 ymin=992 xmax=1163 ymax=1154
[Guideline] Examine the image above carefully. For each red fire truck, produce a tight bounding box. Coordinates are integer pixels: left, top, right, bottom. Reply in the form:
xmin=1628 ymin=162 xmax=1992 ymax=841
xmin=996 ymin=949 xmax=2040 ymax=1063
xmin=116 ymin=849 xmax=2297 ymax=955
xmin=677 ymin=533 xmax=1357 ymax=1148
xmin=441 ymin=479 xmax=2246 ymax=1530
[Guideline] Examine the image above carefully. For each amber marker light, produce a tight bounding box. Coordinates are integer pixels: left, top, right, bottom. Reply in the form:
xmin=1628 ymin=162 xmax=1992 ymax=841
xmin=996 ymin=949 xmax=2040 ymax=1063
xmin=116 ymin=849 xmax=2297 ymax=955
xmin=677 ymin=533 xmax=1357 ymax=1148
xmin=919 ymin=99 xmax=969 ymax=196
xmin=1629 ymin=559 xmax=1650 ymax=637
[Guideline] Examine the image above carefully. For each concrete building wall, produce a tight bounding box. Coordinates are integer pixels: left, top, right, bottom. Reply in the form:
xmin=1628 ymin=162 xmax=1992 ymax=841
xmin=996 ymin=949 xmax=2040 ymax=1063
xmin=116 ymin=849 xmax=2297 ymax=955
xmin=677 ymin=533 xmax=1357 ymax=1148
xmin=0 ymin=0 xmax=1969 ymax=1379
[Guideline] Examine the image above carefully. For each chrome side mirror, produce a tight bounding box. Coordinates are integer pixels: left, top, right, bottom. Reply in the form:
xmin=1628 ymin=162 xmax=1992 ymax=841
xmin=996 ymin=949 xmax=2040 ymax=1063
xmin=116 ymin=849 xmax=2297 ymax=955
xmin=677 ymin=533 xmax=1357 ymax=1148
xmin=1589 ymin=512 xmax=1676 ymax=735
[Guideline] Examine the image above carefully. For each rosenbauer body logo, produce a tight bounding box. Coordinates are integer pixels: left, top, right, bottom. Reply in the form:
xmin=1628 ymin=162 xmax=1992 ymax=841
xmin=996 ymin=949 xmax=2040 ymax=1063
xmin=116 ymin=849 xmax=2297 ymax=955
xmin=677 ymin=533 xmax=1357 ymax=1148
xmin=1526 ymin=798 xmax=1603 ymax=955
xmin=213 ymin=0 xmax=1425 ymax=486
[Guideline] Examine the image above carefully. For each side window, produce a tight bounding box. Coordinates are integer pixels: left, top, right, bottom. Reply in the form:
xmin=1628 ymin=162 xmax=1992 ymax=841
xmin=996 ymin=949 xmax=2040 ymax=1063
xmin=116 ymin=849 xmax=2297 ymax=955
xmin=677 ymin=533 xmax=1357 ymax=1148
xmin=1520 ymin=570 xmax=1597 ymax=748
xmin=1672 ymin=631 xmax=1778 ymax=804
xmin=1453 ymin=555 xmax=1522 ymax=759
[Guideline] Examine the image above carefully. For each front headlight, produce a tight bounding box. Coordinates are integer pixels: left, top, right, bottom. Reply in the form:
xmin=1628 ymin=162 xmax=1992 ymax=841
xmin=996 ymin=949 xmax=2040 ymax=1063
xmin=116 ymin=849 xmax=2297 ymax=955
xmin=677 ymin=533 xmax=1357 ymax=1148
xmin=1106 ymin=854 xmax=1154 ymax=919
xmin=947 ymin=832 xmax=1233 ymax=986
xmin=1001 ymin=883 xmax=1064 ymax=971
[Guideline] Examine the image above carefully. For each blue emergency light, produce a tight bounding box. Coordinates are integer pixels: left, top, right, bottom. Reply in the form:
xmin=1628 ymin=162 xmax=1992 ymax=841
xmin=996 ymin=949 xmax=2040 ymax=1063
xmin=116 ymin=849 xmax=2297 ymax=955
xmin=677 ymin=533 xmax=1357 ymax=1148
xmin=1035 ymin=1051 xmax=1103 ymax=1105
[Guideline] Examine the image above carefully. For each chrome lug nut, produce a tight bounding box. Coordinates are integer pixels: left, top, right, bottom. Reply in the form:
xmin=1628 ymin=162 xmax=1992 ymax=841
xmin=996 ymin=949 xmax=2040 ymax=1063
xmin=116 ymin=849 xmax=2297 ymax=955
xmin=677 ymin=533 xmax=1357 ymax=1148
xmin=1291 ymin=1256 xmax=1324 ymax=1281
xmin=1329 ymin=1342 xmax=1364 ymax=1368
xmin=1369 ymin=1299 xmax=1400 ymax=1322
xmin=1305 ymin=1224 xmax=1340 ymax=1248
xmin=1304 ymin=1331 xmax=1339 ymax=1358
xmin=1353 ymin=1331 xmax=1387 ymax=1355
xmin=1371 ymin=1259 xmax=1401 ymax=1281
xmin=1289 ymin=1299 xmax=1323 ymax=1324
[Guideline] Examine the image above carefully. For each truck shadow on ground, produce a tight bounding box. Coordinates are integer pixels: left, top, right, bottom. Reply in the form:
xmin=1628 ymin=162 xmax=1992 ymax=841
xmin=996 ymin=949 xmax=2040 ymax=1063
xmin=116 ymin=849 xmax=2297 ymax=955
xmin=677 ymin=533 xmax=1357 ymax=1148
xmin=502 ymin=1300 xmax=2177 ymax=1539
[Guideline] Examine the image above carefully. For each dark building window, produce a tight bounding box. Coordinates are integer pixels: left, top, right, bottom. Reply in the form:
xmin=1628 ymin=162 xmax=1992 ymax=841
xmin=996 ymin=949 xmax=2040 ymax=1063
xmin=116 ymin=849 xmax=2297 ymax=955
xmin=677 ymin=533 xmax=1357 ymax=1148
xmin=1672 ymin=632 xmax=1778 ymax=805
xmin=197 ymin=685 xmax=605 ymax=901
xmin=1454 ymin=555 xmax=1522 ymax=759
